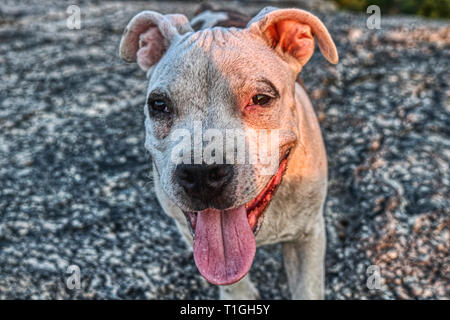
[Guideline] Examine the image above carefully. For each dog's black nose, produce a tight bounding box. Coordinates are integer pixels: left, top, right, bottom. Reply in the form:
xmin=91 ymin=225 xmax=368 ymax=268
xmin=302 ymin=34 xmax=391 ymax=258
xmin=175 ymin=164 xmax=233 ymax=199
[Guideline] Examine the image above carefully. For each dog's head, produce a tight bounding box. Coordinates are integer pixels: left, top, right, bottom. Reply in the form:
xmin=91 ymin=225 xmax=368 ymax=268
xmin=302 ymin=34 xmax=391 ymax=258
xmin=119 ymin=7 xmax=337 ymax=285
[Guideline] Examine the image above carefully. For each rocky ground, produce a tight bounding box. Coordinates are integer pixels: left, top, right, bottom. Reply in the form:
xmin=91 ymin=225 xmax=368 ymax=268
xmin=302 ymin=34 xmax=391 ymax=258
xmin=0 ymin=0 xmax=448 ymax=299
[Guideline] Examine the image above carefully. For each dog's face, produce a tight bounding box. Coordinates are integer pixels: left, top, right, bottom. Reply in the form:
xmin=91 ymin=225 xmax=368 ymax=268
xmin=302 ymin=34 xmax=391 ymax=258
xmin=120 ymin=7 xmax=337 ymax=285
xmin=146 ymin=27 xmax=299 ymax=212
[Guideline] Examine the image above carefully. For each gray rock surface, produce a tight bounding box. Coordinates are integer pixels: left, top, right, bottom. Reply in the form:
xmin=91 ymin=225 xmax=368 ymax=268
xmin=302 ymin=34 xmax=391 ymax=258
xmin=0 ymin=0 xmax=448 ymax=299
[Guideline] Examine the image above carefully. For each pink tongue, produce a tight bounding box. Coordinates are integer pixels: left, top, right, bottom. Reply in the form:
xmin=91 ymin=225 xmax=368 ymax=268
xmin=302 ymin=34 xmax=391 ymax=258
xmin=193 ymin=206 xmax=256 ymax=285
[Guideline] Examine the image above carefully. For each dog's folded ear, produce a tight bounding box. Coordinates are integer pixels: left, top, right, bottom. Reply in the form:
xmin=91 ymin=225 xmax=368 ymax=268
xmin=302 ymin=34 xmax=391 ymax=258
xmin=247 ymin=7 xmax=338 ymax=73
xmin=119 ymin=11 xmax=192 ymax=71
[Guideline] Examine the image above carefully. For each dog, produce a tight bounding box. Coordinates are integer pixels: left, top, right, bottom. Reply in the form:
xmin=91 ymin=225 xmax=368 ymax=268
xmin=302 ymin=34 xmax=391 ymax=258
xmin=119 ymin=5 xmax=338 ymax=299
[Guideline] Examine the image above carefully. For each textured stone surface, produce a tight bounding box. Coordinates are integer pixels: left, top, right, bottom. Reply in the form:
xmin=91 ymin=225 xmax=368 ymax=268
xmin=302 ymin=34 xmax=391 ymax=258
xmin=0 ymin=0 xmax=448 ymax=299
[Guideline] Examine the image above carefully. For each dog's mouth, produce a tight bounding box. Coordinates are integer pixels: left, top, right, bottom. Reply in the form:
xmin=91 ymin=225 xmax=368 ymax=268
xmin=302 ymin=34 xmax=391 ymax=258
xmin=182 ymin=149 xmax=290 ymax=285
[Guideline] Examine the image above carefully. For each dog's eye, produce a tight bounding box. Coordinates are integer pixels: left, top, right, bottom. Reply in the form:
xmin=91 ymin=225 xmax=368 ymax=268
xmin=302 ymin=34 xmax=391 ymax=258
xmin=251 ymin=94 xmax=271 ymax=106
xmin=148 ymin=99 xmax=170 ymax=114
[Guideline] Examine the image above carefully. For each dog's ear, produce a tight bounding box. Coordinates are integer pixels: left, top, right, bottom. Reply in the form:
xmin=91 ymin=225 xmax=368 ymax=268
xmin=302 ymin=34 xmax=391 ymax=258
xmin=247 ymin=7 xmax=338 ymax=73
xmin=119 ymin=11 xmax=192 ymax=71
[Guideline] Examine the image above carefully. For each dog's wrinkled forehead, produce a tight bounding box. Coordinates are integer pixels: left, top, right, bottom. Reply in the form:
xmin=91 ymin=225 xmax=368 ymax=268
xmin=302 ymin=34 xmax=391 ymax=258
xmin=120 ymin=8 xmax=338 ymax=77
xmin=148 ymin=27 xmax=289 ymax=106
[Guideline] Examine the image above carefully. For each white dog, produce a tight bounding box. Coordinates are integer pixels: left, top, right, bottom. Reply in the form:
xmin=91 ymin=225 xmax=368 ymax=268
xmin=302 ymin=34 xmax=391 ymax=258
xmin=119 ymin=6 xmax=338 ymax=299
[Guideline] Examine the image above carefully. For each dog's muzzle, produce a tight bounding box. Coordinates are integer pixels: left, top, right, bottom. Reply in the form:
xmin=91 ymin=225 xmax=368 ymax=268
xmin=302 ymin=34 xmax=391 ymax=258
xmin=175 ymin=163 xmax=234 ymax=208
xmin=179 ymin=149 xmax=291 ymax=286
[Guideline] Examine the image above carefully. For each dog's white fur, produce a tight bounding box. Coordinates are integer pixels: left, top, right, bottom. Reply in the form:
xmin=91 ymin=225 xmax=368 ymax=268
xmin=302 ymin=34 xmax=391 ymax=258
xmin=119 ymin=7 xmax=338 ymax=299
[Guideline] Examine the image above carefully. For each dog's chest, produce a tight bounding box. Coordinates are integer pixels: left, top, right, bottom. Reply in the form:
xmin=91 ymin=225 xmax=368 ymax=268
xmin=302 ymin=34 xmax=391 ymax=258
xmin=254 ymin=178 xmax=325 ymax=246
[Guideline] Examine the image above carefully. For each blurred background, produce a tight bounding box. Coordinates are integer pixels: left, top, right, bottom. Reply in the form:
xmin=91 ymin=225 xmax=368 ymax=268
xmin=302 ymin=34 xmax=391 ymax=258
xmin=0 ymin=0 xmax=448 ymax=299
xmin=335 ymin=0 xmax=450 ymax=18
